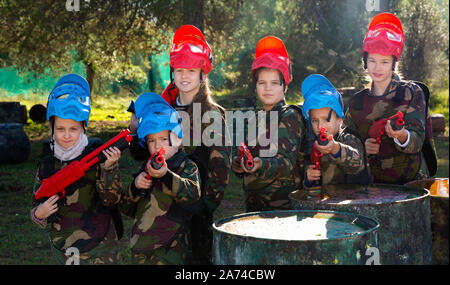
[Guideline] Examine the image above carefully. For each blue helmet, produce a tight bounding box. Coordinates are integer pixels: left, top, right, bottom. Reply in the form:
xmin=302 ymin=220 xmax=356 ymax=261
xmin=46 ymin=74 xmax=91 ymax=126
xmin=301 ymin=74 xmax=344 ymax=125
xmin=135 ymin=92 xmax=183 ymax=148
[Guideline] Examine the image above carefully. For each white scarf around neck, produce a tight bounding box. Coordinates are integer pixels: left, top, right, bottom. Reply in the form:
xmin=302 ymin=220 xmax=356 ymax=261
xmin=51 ymin=133 xmax=89 ymax=161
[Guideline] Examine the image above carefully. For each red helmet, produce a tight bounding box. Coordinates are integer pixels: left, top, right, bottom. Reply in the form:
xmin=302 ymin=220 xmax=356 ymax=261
xmin=170 ymin=25 xmax=213 ymax=74
xmin=252 ymin=36 xmax=292 ymax=85
xmin=362 ymin=13 xmax=405 ymax=60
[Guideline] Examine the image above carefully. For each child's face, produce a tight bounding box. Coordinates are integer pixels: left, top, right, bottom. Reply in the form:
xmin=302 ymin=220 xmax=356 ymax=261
xmin=309 ymin=107 xmax=342 ymax=137
xmin=173 ymin=67 xmax=202 ymax=97
xmin=367 ymin=53 xmax=394 ymax=84
xmin=50 ymin=117 xmax=83 ymax=150
xmin=146 ymin=130 xmax=180 ymax=160
xmin=255 ymin=68 xmax=286 ymax=110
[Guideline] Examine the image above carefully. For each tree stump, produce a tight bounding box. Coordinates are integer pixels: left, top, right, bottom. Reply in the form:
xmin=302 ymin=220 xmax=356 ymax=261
xmin=0 ymin=123 xmax=31 ymax=163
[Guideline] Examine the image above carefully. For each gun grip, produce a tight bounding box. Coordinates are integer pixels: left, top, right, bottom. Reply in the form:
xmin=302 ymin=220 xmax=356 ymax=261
xmin=47 ymin=212 xmax=61 ymax=223
xmin=139 ymin=188 xmax=147 ymax=197
xmin=97 ymin=137 xmax=130 ymax=163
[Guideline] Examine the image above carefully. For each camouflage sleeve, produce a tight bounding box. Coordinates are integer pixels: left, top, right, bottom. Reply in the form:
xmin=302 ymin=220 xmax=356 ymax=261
xmin=30 ymin=168 xmax=47 ymax=229
xmin=96 ymin=162 xmax=123 ymax=207
xmin=119 ymin=183 xmax=140 ymax=219
xmin=161 ymin=159 xmax=201 ymax=205
xmin=255 ymin=110 xmax=304 ymax=186
xmin=119 ymin=164 xmax=146 ymax=219
xmin=203 ymin=111 xmax=232 ymax=212
xmin=329 ymin=132 xmax=365 ymax=174
xmin=395 ymin=84 xmax=426 ymax=154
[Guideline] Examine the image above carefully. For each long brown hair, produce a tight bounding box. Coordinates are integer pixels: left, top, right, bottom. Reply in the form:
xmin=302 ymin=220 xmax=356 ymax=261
xmin=187 ymin=75 xmax=225 ymax=118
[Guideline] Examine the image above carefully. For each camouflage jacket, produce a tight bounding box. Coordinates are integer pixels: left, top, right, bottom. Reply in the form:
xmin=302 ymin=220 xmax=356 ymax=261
xmin=173 ymin=100 xmax=231 ymax=213
xmin=120 ymin=150 xmax=201 ymax=254
xmin=240 ymin=100 xmax=306 ymax=212
xmin=304 ymin=128 xmax=369 ymax=188
xmin=344 ymin=80 xmax=428 ymax=184
xmin=30 ymin=142 xmax=123 ymax=253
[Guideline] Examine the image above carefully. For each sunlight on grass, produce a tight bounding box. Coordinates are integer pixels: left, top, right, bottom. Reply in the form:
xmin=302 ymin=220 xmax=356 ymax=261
xmin=1 ymin=93 xmax=136 ymax=122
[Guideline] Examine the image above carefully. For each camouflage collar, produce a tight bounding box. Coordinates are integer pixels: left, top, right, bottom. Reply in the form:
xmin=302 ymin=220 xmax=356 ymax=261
xmin=166 ymin=149 xmax=187 ymax=170
xmin=266 ymin=99 xmax=287 ymax=112
xmin=370 ymin=79 xmax=400 ymax=97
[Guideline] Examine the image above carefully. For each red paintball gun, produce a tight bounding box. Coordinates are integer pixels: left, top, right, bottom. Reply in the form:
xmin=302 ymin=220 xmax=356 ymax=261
xmin=317 ymin=127 xmax=329 ymax=146
xmin=310 ymin=142 xmax=324 ymax=187
xmin=238 ymin=142 xmax=255 ymax=171
xmin=140 ymin=148 xmax=166 ymax=197
xmin=308 ymin=127 xmax=327 ymax=187
xmin=368 ymin=111 xmax=405 ymax=159
xmin=34 ymin=129 xmax=133 ymax=202
xmin=145 ymin=148 xmax=166 ymax=179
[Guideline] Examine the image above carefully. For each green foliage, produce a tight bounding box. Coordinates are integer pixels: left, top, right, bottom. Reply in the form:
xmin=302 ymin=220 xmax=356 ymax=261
xmin=203 ymin=0 xmax=374 ymax=102
xmin=0 ymin=0 xmax=448 ymax=108
xmin=429 ymin=87 xmax=449 ymax=125
xmin=0 ymin=0 xmax=175 ymax=98
xmin=396 ymin=0 xmax=449 ymax=86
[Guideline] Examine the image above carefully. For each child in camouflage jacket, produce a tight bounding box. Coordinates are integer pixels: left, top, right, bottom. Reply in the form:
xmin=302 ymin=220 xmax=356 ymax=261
xmin=120 ymin=93 xmax=201 ymax=265
xmin=31 ymin=74 xmax=123 ymax=265
xmin=301 ymin=74 xmax=370 ymax=188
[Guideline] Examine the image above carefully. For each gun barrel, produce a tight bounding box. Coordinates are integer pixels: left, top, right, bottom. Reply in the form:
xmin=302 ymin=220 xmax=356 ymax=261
xmin=238 ymin=143 xmax=254 ymax=171
xmin=389 ymin=111 xmax=405 ymax=131
xmin=150 ymin=148 xmax=165 ymax=170
xmin=318 ymin=127 xmax=329 ymax=146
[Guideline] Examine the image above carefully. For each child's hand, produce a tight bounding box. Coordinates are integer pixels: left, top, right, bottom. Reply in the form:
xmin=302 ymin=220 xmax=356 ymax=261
xmin=102 ymin=147 xmax=121 ymax=169
xmin=135 ymin=172 xmax=152 ymax=189
xmin=147 ymin=160 xmax=168 ymax=179
xmin=365 ymin=138 xmax=380 ymax=155
xmin=232 ymin=156 xmax=244 ymax=174
xmin=241 ymin=157 xmax=263 ymax=174
xmin=35 ymin=195 xmax=59 ymax=220
xmin=315 ymin=136 xmax=340 ymax=155
xmin=307 ymin=165 xmax=321 ymax=182
xmin=385 ymin=120 xmax=408 ymax=144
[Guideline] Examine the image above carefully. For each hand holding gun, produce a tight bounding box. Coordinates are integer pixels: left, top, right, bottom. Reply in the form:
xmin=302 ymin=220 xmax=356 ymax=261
xmin=140 ymin=148 xmax=166 ymax=197
xmin=368 ymin=111 xmax=404 ymax=160
xmin=238 ymin=143 xmax=255 ymax=171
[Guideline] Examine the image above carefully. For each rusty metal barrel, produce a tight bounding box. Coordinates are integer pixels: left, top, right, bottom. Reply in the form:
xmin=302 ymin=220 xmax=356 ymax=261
xmin=289 ymin=184 xmax=432 ymax=265
xmin=0 ymin=123 xmax=31 ymax=163
xmin=406 ymin=178 xmax=449 ymax=265
xmin=212 ymin=210 xmax=379 ymax=265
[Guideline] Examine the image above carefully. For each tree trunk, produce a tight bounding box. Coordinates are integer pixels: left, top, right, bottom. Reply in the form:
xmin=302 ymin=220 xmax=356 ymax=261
xmin=86 ymin=62 xmax=95 ymax=99
xmin=183 ymin=0 xmax=204 ymax=31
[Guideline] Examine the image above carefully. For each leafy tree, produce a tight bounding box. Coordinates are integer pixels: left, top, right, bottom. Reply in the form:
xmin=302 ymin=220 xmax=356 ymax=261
xmin=395 ymin=0 xmax=449 ymax=86
xmin=0 ymin=0 xmax=175 ymax=98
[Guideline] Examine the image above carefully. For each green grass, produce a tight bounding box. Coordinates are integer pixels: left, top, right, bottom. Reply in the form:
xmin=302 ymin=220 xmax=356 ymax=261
xmin=1 ymin=93 xmax=136 ymax=122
